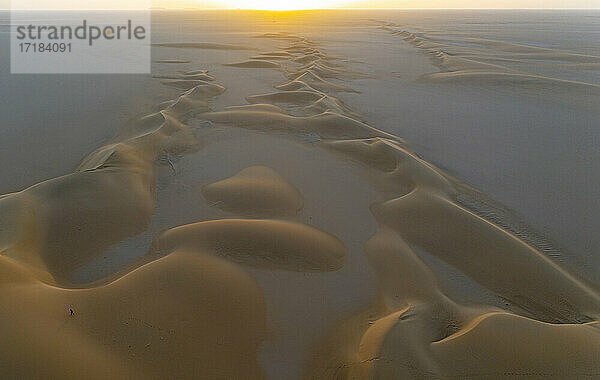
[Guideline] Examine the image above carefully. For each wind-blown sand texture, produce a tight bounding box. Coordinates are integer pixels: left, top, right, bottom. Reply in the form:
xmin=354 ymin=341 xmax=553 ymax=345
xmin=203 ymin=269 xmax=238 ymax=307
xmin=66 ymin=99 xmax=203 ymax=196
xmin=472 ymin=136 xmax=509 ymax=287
xmin=1 ymin=10 xmax=599 ymax=380
xmin=377 ymin=21 xmax=600 ymax=111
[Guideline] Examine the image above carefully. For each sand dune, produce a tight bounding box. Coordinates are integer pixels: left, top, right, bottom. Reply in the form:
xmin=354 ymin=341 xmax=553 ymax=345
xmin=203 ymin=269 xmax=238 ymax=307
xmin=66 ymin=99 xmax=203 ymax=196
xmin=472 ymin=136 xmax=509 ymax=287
xmin=0 ymin=157 xmax=155 ymax=284
xmin=273 ymin=80 xmax=321 ymax=92
xmin=372 ymin=190 xmax=600 ymax=323
xmin=320 ymin=134 xmax=600 ymax=323
xmin=300 ymin=95 xmax=362 ymax=119
xmin=311 ymin=221 xmax=600 ymax=379
xmin=224 ymin=103 xmax=289 ymax=113
xmin=152 ymin=42 xmax=257 ymax=50
xmin=0 ymin=64 xmax=274 ymax=377
xmin=152 ymin=72 xmax=215 ymax=81
xmin=422 ymin=70 xmax=600 ymax=94
xmin=290 ymin=62 xmax=370 ymax=80
xmin=379 ymin=24 xmax=600 ymax=111
xmin=258 ymin=51 xmax=295 ymax=57
xmin=0 ymin=252 xmax=267 ymax=379
xmin=1 ymin=15 xmax=599 ymax=380
xmin=247 ymin=90 xmax=324 ymax=105
xmin=224 ymin=60 xmax=281 ymax=68
xmin=151 ymin=219 xmax=347 ymax=272
xmin=355 ymin=307 xmax=600 ymax=379
xmin=161 ymin=79 xmax=215 ymax=90
xmin=159 ymin=81 xmax=225 ymax=117
xmin=153 ymin=59 xmax=191 ymax=64
xmin=183 ymin=69 xmax=211 ymax=75
xmin=0 ymin=72 xmax=228 ymax=286
xmin=202 ymin=166 xmax=304 ymax=217
xmin=182 ymin=81 xmax=227 ymax=98
xmin=202 ymin=109 xmax=397 ymax=140
xmin=323 ymin=137 xmax=452 ymax=194
xmin=251 ymin=54 xmax=292 ymax=61
xmin=365 ymin=228 xmax=449 ymax=306
xmin=276 ymin=72 xmax=360 ymax=93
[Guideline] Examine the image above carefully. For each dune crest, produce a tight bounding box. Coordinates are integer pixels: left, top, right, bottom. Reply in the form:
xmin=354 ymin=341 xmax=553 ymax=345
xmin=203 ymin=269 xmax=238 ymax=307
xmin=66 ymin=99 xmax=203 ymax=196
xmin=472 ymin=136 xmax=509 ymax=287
xmin=0 ymin=70 xmax=226 ymax=285
xmin=151 ymin=219 xmax=347 ymax=272
xmin=152 ymin=42 xmax=257 ymax=50
xmin=378 ymin=24 xmax=600 ymax=111
xmin=153 ymin=72 xmax=215 ymax=81
xmin=371 ymin=189 xmax=600 ymax=323
xmin=1 ymin=20 xmax=599 ymax=379
xmin=202 ymin=166 xmax=304 ymax=217
xmin=0 ymin=253 xmax=267 ymax=379
xmin=153 ymin=59 xmax=191 ymax=64
xmin=355 ymin=306 xmax=600 ymax=379
xmin=224 ymin=60 xmax=281 ymax=69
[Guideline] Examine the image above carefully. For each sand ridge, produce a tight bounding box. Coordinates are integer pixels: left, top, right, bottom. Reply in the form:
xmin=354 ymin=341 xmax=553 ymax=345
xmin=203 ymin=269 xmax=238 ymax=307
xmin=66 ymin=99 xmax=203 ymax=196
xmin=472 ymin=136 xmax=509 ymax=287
xmin=1 ymin=20 xmax=599 ymax=379
xmin=210 ymin=31 xmax=600 ymax=378
xmin=0 ymin=33 xmax=358 ymax=377
xmin=0 ymin=252 xmax=268 ymax=379
xmin=150 ymin=219 xmax=347 ymax=272
xmin=377 ymin=23 xmax=600 ymax=112
xmin=152 ymin=42 xmax=258 ymax=50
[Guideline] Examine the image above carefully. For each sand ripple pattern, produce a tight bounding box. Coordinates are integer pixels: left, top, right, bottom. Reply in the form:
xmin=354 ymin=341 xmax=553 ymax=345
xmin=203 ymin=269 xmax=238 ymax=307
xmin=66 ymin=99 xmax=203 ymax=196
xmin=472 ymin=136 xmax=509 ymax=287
xmin=377 ymin=22 xmax=600 ymax=112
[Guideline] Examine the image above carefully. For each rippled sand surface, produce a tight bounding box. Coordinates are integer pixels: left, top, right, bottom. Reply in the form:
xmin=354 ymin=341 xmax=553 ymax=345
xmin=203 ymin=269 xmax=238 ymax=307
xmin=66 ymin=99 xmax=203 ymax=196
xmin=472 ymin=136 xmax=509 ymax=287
xmin=0 ymin=10 xmax=599 ymax=379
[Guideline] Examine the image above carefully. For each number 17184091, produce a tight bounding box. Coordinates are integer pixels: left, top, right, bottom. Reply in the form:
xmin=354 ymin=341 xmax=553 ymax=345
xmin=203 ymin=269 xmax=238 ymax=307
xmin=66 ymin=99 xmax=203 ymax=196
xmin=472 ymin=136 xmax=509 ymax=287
xmin=18 ymin=42 xmax=72 ymax=53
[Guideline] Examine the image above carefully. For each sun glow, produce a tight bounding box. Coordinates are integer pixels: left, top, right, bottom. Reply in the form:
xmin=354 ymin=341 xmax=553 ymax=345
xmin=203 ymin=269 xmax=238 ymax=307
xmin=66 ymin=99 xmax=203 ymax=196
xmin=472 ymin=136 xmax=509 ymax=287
xmin=215 ymin=0 xmax=346 ymax=10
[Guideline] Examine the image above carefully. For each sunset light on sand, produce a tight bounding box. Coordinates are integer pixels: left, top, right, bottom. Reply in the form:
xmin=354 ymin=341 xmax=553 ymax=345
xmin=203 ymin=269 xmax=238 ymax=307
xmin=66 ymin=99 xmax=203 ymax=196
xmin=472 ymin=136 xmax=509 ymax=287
xmin=1 ymin=0 xmax=600 ymax=378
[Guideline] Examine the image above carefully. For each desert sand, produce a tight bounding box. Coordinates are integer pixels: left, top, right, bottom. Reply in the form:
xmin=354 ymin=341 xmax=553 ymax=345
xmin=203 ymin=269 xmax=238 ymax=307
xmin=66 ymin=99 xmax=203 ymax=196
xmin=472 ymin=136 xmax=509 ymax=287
xmin=0 ymin=9 xmax=599 ymax=379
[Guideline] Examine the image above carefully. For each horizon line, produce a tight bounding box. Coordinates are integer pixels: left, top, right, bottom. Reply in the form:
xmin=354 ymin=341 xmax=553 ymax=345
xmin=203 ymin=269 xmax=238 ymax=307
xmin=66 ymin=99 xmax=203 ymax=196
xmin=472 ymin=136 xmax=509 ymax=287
xmin=4 ymin=7 xmax=600 ymax=10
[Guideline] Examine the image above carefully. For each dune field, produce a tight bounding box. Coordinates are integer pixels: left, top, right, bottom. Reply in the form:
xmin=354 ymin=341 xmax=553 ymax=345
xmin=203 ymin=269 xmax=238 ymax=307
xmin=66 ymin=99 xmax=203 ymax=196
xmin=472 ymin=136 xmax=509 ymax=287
xmin=0 ymin=9 xmax=599 ymax=379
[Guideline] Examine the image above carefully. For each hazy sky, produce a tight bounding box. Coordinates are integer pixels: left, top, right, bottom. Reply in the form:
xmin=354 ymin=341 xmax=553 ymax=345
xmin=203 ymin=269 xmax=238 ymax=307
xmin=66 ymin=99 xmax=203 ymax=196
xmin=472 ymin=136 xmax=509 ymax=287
xmin=3 ymin=0 xmax=599 ymax=9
